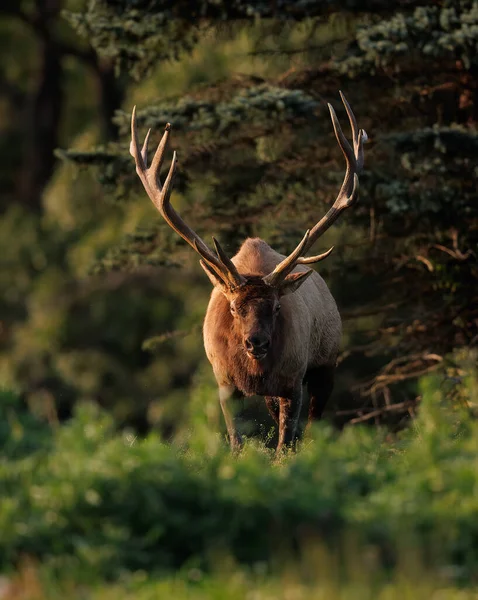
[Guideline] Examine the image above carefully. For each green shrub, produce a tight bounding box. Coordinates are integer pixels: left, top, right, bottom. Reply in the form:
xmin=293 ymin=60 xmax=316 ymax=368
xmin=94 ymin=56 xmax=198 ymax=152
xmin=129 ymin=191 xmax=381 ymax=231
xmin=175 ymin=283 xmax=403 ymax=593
xmin=0 ymin=389 xmax=52 ymax=460
xmin=0 ymin=366 xmax=477 ymax=584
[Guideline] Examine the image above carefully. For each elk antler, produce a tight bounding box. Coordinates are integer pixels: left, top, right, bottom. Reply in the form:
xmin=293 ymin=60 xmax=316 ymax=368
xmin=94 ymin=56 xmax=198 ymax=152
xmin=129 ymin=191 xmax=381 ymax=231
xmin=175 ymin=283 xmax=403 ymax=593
xmin=130 ymin=107 xmax=245 ymax=290
xmin=263 ymin=91 xmax=368 ymax=288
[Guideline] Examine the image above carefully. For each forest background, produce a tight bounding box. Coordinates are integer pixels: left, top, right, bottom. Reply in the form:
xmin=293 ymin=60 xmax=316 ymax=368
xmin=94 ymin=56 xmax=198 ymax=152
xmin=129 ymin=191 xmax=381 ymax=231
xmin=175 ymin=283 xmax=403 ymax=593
xmin=1 ymin=0 xmax=477 ymax=432
xmin=0 ymin=0 xmax=477 ymax=597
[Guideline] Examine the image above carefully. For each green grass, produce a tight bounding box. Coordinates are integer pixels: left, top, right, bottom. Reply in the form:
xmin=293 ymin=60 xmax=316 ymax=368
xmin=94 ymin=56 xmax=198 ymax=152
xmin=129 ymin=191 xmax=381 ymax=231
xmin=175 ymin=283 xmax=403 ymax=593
xmin=4 ymin=555 xmax=478 ymax=599
xmin=1 ymin=361 xmax=478 ymax=597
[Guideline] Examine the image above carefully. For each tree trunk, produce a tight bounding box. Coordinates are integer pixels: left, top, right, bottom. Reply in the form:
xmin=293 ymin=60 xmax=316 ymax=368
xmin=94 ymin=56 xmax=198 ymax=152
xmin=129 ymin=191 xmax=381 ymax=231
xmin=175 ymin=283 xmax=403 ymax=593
xmin=94 ymin=59 xmax=125 ymax=141
xmin=17 ymin=0 xmax=63 ymax=212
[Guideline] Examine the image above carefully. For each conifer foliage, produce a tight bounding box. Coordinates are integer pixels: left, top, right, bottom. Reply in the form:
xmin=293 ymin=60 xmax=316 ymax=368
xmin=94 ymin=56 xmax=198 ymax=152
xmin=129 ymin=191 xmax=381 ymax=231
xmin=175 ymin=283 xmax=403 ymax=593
xmin=58 ymin=0 xmax=478 ymax=421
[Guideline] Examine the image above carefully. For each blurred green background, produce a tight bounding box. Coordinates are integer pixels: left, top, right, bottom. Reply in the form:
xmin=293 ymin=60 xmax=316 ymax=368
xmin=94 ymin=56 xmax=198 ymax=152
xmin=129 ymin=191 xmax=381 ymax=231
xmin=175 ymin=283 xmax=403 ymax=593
xmin=0 ymin=0 xmax=477 ymax=597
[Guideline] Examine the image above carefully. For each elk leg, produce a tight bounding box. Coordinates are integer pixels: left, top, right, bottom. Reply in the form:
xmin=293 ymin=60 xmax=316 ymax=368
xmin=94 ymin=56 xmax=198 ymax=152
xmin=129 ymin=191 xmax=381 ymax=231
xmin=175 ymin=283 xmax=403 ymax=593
xmin=306 ymin=365 xmax=335 ymax=428
xmin=219 ymin=385 xmax=242 ymax=451
xmin=277 ymin=388 xmax=302 ymax=453
xmin=264 ymin=396 xmax=279 ymax=425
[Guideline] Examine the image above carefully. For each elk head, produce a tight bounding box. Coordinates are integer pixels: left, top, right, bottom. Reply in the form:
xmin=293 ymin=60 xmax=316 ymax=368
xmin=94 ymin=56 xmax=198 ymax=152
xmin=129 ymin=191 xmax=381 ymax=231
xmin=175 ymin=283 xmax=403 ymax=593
xmin=130 ymin=93 xmax=367 ymax=361
xmin=197 ymin=230 xmax=335 ymax=360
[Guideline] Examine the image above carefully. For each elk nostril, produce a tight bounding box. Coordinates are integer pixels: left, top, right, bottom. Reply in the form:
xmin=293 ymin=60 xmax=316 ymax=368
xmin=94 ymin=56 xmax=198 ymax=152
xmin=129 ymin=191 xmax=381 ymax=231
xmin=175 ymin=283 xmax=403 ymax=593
xmin=246 ymin=336 xmax=269 ymax=351
xmin=246 ymin=336 xmax=259 ymax=350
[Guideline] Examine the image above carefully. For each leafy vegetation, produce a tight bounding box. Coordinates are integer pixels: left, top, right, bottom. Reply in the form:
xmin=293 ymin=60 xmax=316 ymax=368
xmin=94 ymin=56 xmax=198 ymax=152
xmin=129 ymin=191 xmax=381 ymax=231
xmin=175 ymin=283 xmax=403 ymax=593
xmin=0 ymin=359 xmax=477 ymax=596
xmin=2 ymin=0 xmax=476 ymax=431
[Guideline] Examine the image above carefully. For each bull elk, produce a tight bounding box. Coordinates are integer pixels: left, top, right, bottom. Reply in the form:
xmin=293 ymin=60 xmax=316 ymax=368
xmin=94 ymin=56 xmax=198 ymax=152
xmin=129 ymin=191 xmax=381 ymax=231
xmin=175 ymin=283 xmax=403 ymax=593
xmin=130 ymin=92 xmax=367 ymax=452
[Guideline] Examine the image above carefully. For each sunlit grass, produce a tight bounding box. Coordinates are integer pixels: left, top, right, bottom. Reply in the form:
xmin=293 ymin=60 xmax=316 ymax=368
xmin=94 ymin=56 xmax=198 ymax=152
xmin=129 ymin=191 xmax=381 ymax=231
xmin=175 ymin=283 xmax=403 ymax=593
xmin=3 ymin=555 xmax=478 ymax=600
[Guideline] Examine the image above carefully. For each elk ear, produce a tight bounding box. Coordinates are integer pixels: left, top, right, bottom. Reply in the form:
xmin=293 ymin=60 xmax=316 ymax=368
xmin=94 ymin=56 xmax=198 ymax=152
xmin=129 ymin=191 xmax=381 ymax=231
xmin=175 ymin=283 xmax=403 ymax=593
xmin=279 ymin=269 xmax=313 ymax=296
xmin=199 ymin=259 xmax=227 ymax=289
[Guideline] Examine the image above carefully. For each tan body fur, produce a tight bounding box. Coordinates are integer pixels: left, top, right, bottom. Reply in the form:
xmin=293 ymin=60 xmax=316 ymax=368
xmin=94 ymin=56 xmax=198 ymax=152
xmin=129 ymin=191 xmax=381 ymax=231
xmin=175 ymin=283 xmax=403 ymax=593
xmin=203 ymin=238 xmax=341 ymax=398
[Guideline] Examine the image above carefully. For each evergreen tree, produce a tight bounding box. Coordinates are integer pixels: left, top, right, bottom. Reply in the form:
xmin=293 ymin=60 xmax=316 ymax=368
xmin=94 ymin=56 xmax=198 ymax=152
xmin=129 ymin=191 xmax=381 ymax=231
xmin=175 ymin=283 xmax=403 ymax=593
xmin=2 ymin=0 xmax=476 ymax=428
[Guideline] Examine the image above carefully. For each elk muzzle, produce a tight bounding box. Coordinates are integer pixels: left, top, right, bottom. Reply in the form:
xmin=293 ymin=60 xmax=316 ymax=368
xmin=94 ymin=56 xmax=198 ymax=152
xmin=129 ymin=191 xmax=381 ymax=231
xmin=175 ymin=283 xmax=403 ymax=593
xmin=244 ymin=334 xmax=271 ymax=360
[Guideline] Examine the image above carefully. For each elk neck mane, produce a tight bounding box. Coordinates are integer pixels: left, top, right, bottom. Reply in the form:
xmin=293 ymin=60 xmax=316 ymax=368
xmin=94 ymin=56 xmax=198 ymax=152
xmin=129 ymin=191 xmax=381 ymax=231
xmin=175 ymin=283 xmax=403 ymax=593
xmin=231 ymin=238 xmax=286 ymax=276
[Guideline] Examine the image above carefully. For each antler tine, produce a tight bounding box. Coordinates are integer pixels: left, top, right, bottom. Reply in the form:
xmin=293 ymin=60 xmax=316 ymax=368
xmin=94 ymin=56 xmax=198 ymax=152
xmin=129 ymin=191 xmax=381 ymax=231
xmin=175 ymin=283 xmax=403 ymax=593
xmin=263 ymin=230 xmax=310 ymax=287
xmin=212 ymin=237 xmax=245 ymax=286
xmin=327 ymin=102 xmax=355 ymax=210
xmin=150 ymin=123 xmax=171 ymax=189
xmin=193 ymin=240 xmax=227 ymax=279
xmin=340 ymin=90 xmax=368 ymax=171
xmin=329 ymin=102 xmax=355 ymax=169
xmin=296 ymin=246 xmax=334 ymax=265
xmin=198 ymin=258 xmax=224 ymax=285
xmin=130 ymin=106 xmax=145 ymax=172
xmin=339 ymin=91 xmax=358 ymax=154
xmin=355 ymin=130 xmax=366 ymax=172
xmin=157 ymin=149 xmax=177 ymax=211
xmin=130 ymin=106 xmax=245 ymax=290
xmin=141 ymin=128 xmax=151 ymax=167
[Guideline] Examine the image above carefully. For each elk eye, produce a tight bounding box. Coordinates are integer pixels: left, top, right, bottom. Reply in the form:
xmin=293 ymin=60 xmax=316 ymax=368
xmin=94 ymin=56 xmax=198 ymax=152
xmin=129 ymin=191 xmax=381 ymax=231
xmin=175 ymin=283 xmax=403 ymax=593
xmin=275 ymin=304 xmax=281 ymax=313
xmin=230 ymin=304 xmax=237 ymax=315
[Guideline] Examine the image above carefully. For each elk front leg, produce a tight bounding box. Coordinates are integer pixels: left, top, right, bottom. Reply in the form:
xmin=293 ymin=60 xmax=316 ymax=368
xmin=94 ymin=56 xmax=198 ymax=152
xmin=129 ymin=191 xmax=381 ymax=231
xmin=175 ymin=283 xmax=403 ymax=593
xmin=219 ymin=385 xmax=242 ymax=451
xmin=264 ymin=396 xmax=279 ymax=425
xmin=277 ymin=386 xmax=303 ymax=453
